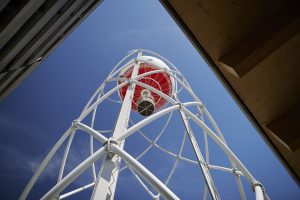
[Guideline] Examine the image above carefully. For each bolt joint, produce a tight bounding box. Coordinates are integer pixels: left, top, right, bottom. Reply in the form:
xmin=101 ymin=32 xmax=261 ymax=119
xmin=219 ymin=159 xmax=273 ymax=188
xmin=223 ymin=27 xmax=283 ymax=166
xmin=232 ymin=168 xmax=239 ymax=176
xmin=72 ymin=120 xmax=79 ymax=129
xmin=252 ymin=181 xmax=264 ymax=192
xmin=176 ymin=102 xmax=183 ymax=110
xmin=103 ymin=137 xmax=119 ymax=153
xmin=127 ymin=78 xmax=133 ymax=86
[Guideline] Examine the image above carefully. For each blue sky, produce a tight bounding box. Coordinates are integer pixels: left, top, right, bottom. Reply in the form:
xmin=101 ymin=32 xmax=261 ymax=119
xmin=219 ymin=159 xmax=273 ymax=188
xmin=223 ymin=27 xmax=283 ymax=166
xmin=0 ymin=0 xmax=299 ymax=199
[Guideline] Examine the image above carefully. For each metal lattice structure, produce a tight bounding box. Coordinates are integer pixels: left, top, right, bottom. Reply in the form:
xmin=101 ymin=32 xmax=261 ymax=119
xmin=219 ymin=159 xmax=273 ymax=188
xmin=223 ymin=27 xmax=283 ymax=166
xmin=19 ymin=49 xmax=268 ymax=200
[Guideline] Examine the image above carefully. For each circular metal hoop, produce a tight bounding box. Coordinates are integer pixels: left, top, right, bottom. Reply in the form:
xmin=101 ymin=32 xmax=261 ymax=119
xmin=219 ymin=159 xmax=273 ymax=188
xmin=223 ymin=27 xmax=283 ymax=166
xmin=19 ymin=49 xmax=267 ymax=200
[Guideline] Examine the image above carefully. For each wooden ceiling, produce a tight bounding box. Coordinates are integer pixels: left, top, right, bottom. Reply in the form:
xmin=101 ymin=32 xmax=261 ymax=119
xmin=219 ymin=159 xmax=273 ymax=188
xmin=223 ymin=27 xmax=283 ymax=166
xmin=161 ymin=0 xmax=300 ymax=184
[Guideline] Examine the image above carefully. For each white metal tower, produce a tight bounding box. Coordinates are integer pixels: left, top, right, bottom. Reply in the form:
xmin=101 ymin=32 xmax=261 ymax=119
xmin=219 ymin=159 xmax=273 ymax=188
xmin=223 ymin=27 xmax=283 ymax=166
xmin=19 ymin=49 xmax=268 ymax=200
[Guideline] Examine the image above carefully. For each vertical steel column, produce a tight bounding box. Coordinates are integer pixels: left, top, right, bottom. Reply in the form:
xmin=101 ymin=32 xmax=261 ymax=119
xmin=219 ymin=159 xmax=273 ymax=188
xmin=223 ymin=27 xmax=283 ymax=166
xmin=177 ymin=103 xmax=220 ymax=200
xmin=91 ymin=52 xmax=141 ymax=200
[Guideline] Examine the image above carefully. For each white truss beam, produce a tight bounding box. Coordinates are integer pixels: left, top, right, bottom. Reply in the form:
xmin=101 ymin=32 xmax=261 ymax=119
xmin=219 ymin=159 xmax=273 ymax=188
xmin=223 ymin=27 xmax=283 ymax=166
xmin=19 ymin=49 xmax=267 ymax=200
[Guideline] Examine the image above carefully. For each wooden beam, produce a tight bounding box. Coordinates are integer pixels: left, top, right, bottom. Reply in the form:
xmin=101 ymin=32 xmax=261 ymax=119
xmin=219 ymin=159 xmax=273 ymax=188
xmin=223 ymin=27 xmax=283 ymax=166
xmin=219 ymin=2 xmax=300 ymax=78
xmin=267 ymin=103 xmax=300 ymax=152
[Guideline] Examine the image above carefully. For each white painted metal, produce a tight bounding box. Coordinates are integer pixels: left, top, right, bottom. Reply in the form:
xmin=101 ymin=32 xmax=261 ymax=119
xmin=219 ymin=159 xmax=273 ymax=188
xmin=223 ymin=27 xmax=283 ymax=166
xmin=79 ymin=81 xmax=129 ymax=121
xmin=60 ymin=182 xmax=95 ymax=199
xmin=110 ymin=144 xmax=180 ymax=200
xmin=128 ymin=166 xmax=158 ymax=199
xmin=208 ymin=165 xmax=243 ymax=176
xmin=182 ymin=107 xmax=256 ymax=182
xmin=178 ymin=105 xmax=220 ymax=200
xmin=76 ymin=122 xmax=108 ymax=143
xmin=254 ymin=185 xmax=264 ymax=200
xmin=162 ymin=129 xmax=187 ymax=200
xmin=41 ymin=146 xmax=107 ymax=200
xmin=91 ymin=51 xmax=142 ymax=200
xmin=19 ymin=49 xmax=267 ymax=200
xmin=57 ymin=131 xmax=75 ymax=182
xmin=90 ymin=92 xmax=102 ymax=182
xmin=19 ymin=127 xmax=73 ymax=200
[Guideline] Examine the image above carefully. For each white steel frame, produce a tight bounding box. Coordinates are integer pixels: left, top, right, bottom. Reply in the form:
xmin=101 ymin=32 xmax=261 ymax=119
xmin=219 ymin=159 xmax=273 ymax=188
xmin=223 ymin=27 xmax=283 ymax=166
xmin=19 ymin=49 xmax=268 ymax=200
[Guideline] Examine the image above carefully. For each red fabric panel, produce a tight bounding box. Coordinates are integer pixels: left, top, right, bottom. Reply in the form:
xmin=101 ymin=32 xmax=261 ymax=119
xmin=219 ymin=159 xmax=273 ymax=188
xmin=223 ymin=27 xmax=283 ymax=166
xmin=118 ymin=63 xmax=172 ymax=111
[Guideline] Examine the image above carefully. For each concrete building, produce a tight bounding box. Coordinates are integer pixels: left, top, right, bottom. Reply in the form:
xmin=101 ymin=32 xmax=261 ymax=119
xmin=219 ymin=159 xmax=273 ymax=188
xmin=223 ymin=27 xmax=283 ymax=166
xmin=0 ymin=0 xmax=103 ymax=99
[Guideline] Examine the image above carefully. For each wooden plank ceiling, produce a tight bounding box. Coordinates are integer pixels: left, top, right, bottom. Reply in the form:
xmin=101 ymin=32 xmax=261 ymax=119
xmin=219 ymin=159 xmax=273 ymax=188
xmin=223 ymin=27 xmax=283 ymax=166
xmin=161 ymin=0 xmax=300 ymax=184
xmin=0 ymin=0 xmax=103 ymax=99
